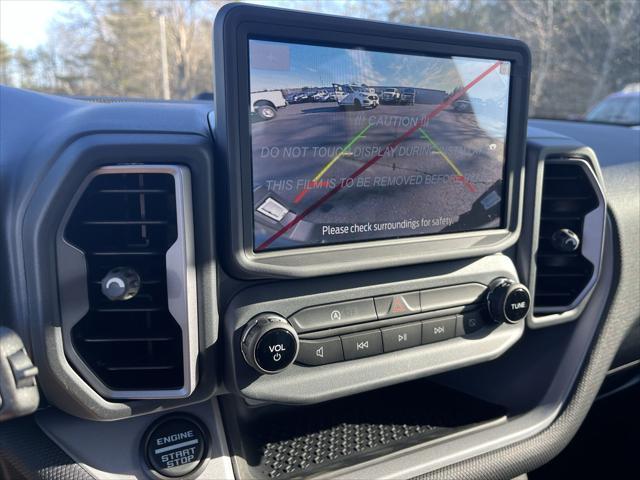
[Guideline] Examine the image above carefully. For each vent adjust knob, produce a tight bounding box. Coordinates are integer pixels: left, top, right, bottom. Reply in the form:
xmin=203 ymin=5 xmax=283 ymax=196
xmin=241 ymin=314 xmax=299 ymax=375
xmin=101 ymin=267 xmax=141 ymax=301
xmin=551 ymin=228 xmax=580 ymax=252
xmin=486 ymin=278 xmax=531 ymax=324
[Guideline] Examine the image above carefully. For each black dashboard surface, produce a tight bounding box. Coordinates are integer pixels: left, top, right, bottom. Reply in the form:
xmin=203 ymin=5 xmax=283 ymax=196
xmin=0 ymin=87 xmax=638 ymax=393
xmin=529 ymin=119 xmax=640 ymax=167
xmin=0 ymin=85 xmax=638 ymax=480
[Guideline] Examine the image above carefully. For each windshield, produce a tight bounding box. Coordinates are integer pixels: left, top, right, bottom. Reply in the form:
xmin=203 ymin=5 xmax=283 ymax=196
xmin=1 ymin=0 xmax=639 ymax=124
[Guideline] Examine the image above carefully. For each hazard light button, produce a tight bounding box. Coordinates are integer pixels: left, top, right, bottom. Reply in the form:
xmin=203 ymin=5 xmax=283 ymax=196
xmin=374 ymin=292 xmax=421 ymax=319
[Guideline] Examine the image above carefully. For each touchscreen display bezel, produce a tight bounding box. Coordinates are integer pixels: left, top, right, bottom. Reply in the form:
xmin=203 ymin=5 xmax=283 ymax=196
xmin=214 ymin=4 xmax=531 ymax=278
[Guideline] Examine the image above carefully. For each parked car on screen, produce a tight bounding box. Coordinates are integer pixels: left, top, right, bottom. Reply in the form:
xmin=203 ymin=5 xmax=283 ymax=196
xmin=400 ymin=88 xmax=416 ymax=105
xmin=364 ymin=86 xmax=379 ymax=99
xmin=314 ymin=91 xmax=337 ymax=102
xmin=333 ymin=83 xmax=379 ymax=109
xmin=453 ymin=99 xmax=473 ymax=113
xmin=452 ymin=95 xmax=489 ymax=113
xmin=312 ymin=90 xmax=330 ymax=102
xmin=382 ymin=87 xmax=401 ymax=103
xmin=288 ymin=92 xmax=309 ymax=103
xmin=250 ymin=90 xmax=287 ymax=120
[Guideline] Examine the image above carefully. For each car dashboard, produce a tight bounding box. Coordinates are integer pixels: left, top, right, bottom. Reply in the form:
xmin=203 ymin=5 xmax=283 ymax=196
xmin=0 ymin=5 xmax=639 ymax=480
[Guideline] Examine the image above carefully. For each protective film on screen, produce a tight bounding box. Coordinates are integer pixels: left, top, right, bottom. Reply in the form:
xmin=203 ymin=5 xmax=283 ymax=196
xmin=248 ymin=39 xmax=511 ymax=252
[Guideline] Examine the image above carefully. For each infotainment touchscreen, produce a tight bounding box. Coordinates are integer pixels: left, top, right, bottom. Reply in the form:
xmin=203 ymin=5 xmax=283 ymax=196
xmin=249 ymin=39 xmax=511 ymax=252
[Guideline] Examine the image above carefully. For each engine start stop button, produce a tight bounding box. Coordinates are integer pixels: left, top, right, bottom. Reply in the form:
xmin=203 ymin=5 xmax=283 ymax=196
xmin=143 ymin=414 xmax=208 ymax=478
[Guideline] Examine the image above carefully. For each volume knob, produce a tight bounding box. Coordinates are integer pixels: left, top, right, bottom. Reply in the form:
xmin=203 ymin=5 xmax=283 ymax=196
xmin=241 ymin=314 xmax=299 ymax=374
xmin=486 ymin=278 xmax=531 ymax=324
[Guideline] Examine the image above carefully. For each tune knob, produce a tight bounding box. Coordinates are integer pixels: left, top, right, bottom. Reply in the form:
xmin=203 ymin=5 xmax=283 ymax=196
xmin=241 ymin=314 xmax=299 ymax=374
xmin=486 ymin=278 xmax=531 ymax=324
xmin=101 ymin=267 xmax=141 ymax=301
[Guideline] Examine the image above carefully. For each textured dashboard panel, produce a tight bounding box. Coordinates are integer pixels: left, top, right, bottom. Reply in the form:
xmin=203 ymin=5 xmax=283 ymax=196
xmin=226 ymin=380 xmax=506 ymax=479
xmin=261 ymin=421 xmax=442 ymax=478
xmin=0 ymin=415 xmax=95 ymax=480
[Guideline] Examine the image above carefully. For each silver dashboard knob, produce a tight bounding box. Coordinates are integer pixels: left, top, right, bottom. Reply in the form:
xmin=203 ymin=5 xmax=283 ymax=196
xmin=486 ymin=278 xmax=531 ymax=324
xmin=101 ymin=267 xmax=141 ymax=301
xmin=241 ymin=314 xmax=299 ymax=374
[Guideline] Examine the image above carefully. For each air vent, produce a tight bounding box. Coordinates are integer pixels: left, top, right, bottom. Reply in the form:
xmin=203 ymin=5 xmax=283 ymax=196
xmin=58 ymin=165 xmax=198 ymax=399
xmin=534 ymin=160 xmax=604 ymax=313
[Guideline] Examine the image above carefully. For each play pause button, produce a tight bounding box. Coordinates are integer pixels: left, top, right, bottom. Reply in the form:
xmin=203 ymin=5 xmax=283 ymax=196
xmin=381 ymin=323 xmax=421 ymax=352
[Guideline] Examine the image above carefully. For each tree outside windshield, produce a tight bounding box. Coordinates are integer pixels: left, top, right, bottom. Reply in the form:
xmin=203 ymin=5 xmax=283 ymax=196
xmin=1 ymin=0 xmax=638 ymax=121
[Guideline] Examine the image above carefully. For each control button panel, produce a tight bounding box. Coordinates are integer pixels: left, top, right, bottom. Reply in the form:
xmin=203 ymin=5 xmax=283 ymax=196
xmin=341 ymin=330 xmax=383 ymax=360
xmin=297 ymin=337 xmax=344 ymax=366
xmin=289 ymin=283 xmax=487 ymax=333
xmin=258 ymin=279 xmax=525 ymax=370
xmin=381 ymin=323 xmax=421 ymax=352
xmin=375 ymin=292 xmax=421 ymax=319
xmin=422 ymin=316 xmax=456 ymax=344
xmin=143 ymin=414 xmax=208 ymax=479
xmin=295 ymin=310 xmax=488 ymax=367
xmin=290 ymin=299 xmax=377 ymax=332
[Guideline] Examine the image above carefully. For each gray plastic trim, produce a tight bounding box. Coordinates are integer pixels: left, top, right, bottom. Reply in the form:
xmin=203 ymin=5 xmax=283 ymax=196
xmin=56 ymin=165 xmax=199 ymax=400
xmin=314 ymin=219 xmax=615 ymax=479
xmin=529 ymin=156 xmax=606 ymax=327
xmin=16 ymin=118 xmax=218 ymax=421
xmin=419 ymin=283 xmax=487 ymax=313
xmin=240 ymin=323 xmax=522 ymax=405
xmin=0 ymin=327 xmax=40 ymax=421
xmin=36 ymin=400 xmax=235 ymax=480
xmin=224 ymin=254 xmax=525 ymax=404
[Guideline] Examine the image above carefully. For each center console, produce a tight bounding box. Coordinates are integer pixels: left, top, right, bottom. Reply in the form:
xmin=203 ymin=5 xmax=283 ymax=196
xmin=241 ymin=278 xmax=529 ymax=373
xmin=213 ymin=4 xmax=532 ymax=404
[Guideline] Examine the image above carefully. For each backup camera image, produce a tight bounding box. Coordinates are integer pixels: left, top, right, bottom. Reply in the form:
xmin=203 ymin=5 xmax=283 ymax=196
xmin=249 ymin=39 xmax=511 ymax=251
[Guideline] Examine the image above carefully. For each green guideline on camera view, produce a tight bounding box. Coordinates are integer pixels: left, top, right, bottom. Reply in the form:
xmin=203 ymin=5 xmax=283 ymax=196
xmin=248 ymin=39 xmax=511 ymax=252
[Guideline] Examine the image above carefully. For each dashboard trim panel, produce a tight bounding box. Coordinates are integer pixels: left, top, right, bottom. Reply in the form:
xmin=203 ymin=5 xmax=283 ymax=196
xmin=523 ymin=150 xmax=607 ymax=328
xmin=56 ymin=165 xmax=200 ymax=400
xmin=19 ymin=125 xmax=219 ymax=421
xmin=223 ymin=254 xmax=525 ymax=404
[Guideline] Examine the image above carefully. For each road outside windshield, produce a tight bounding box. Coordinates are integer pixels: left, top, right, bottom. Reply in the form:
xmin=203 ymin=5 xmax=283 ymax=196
xmin=249 ymin=40 xmax=511 ymax=252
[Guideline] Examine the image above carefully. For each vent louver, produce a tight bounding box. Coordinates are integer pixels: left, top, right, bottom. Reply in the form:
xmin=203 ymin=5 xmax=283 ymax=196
xmin=60 ymin=166 xmax=197 ymax=397
xmin=534 ymin=161 xmax=601 ymax=311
